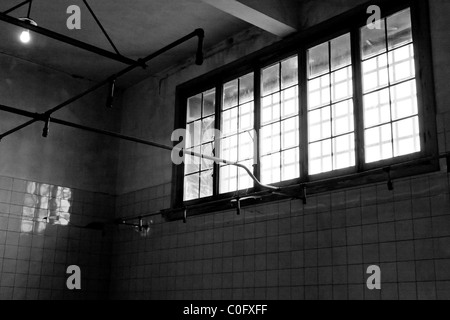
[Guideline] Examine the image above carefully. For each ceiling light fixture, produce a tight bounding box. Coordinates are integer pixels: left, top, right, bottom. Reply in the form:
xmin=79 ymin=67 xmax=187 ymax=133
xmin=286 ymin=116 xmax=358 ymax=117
xmin=18 ymin=17 xmax=37 ymax=44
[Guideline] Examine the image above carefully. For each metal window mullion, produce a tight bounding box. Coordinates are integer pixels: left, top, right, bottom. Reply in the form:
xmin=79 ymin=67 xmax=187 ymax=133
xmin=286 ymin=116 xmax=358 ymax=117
xmin=299 ymin=49 xmax=309 ymax=179
xmin=279 ymin=62 xmax=283 ymax=181
xmin=351 ymin=27 xmax=366 ymax=171
xmin=214 ymin=84 xmax=222 ymax=197
xmin=254 ymin=68 xmax=262 ymax=186
xmin=328 ymin=41 xmax=334 ymax=171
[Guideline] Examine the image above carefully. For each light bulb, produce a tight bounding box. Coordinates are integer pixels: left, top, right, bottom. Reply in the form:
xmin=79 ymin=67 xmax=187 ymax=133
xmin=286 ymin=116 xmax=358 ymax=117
xmin=20 ymin=30 xmax=31 ymax=44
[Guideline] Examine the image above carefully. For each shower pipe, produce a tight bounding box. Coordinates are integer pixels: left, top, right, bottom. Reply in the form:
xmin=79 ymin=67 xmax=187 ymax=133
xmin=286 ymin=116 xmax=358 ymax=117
xmin=0 ymin=11 xmax=140 ymax=66
xmin=0 ymin=102 xmax=280 ymax=192
xmin=0 ymin=28 xmax=205 ymax=140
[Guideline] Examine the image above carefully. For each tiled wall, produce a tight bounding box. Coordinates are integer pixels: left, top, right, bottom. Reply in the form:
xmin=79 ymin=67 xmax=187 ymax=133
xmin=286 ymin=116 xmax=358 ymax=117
xmin=109 ymin=169 xmax=450 ymax=300
xmin=0 ymin=175 xmax=114 ymax=300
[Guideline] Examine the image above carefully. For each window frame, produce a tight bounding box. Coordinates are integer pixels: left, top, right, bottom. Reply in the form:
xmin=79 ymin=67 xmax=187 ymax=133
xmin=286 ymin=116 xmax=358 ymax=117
xmin=171 ymin=0 xmax=438 ymax=212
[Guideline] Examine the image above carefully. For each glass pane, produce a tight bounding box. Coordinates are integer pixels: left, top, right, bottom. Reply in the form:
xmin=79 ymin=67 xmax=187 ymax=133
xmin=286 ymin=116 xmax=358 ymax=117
xmin=238 ymin=160 xmax=254 ymax=190
xmin=184 ymin=174 xmax=199 ymax=201
xmin=200 ymin=170 xmax=213 ymax=198
xmin=240 ymin=73 xmax=254 ymax=104
xmin=331 ymin=33 xmax=351 ymax=71
xmin=223 ymin=79 xmax=238 ymax=110
xmin=281 ymin=56 xmax=298 ymax=89
xmin=388 ymin=44 xmax=415 ymax=84
xmin=281 ymin=86 xmax=299 ymax=118
xmin=390 ymin=80 xmax=418 ymax=121
xmin=201 ymin=143 xmax=214 ymax=171
xmin=184 ymin=147 xmax=200 ymax=175
xmin=387 ymin=8 xmax=413 ymax=50
xmin=220 ymin=135 xmax=238 ymax=162
xmin=261 ymin=153 xmax=281 ymax=184
xmin=201 ymin=116 xmax=215 ymax=144
xmin=281 ymin=148 xmax=300 ymax=181
xmin=361 ymin=19 xmax=386 ymax=60
xmin=187 ymin=94 xmax=202 ymax=122
xmin=221 ymin=107 xmax=238 ymax=137
xmin=308 ymin=74 xmax=330 ymax=110
xmin=187 ymin=121 xmax=201 ymax=148
xmin=362 ymin=54 xmax=389 ymax=93
xmin=332 ymin=100 xmax=354 ymax=136
xmin=333 ymin=134 xmax=355 ymax=170
xmin=220 ymin=165 xmax=237 ymax=194
xmin=308 ymin=42 xmax=329 ymax=79
xmin=262 ymin=92 xmax=280 ymax=125
xmin=262 ymin=64 xmax=280 ymax=96
xmin=239 ymin=102 xmax=254 ymax=132
xmin=238 ymin=132 xmax=254 ymax=161
xmin=203 ymin=89 xmax=216 ymax=117
xmin=363 ymin=88 xmax=391 ymax=128
xmin=260 ymin=123 xmax=281 ymax=156
xmin=281 ymin=117 xmax=299 ymax=150
xmin=365 ymin=124 xmax=393 ymax=163
xmin=331 ymin=66 xmax=353 ymax=102
xmin=308 ymin=107 xmax=331 ymax=143
xmin=309 ymin=139 xmax=332 ymax=175
xmin=393 ymin=116 xmax=420 ymax=157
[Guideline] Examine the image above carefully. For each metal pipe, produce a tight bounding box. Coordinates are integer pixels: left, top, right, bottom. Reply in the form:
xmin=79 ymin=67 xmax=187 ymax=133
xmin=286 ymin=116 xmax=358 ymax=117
xmin=0 ymin=103 xmax=277 ymax=193
xmin=0 ymin=12 xmax=139 ymax=66
xmin=0 ymin=29 xmax=205 ymax=140
xmin=82 ymin=0 xmax=121 ymax=56
xmin=3 ymin=0 xmax=31 ymax=15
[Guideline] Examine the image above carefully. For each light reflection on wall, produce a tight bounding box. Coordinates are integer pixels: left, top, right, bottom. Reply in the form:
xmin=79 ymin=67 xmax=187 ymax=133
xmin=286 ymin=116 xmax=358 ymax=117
xmin=21 ymin=182 xmax=72 ymax=233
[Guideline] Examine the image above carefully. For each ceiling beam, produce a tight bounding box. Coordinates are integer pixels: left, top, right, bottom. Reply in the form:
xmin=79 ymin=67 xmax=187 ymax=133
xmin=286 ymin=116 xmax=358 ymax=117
xmin=202 ymin=0 xmax=296 ymax=37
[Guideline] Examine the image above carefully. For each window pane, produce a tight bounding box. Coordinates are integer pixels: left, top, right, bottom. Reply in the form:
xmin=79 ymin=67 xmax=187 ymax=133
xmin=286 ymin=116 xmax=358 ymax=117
xmin=239 ymin=73 xmax=254 ymax=104
xmin=365 ymin=124 xmax=393 ymax=163
xmin=332 ymin=66 xmax=353 ymax=102
xmin=281 ymin=148 xmax=300 ymax=181
xmin=238 ymin=132 xmax=254 ymax=162
xmin=387 ymin=8 xmax=413 ymax=50
xmin=281 ymin=86 xmax=299 ymax=118
xmin=262 ymin=64 xmax=280 ymax=96
xmin=281 ymin=117 xmax=299 ymax=150
xmin=333 ymin=134 xmax=355 ymax=170
xmin=187 ymin=121 xmax=201 ymax=148
xmin=260 ymin=123 xmax=281 ymax=156
xmin=308 ymin=107 xmax=331 ymax=143
xmin=220 ymin=166 xmax=237 ymax=194
xmin=201 ymin=116 xmax=215 ymax=144
xmin=388 ymin=44 xmax=415 ymax=84
xmin=308 ymin=42 xmax=329 ymax=78
xmin=201 ymin=143 xmax=214 ymax=171
xmin=184 ymin=174 xmax=199 ymax=201
xmin=187 ymin=94 xmax=202 ymax=122
xmin=261 ymin=153 xmax=281 ymax=184
xmin=223 ymin=80 xmax=238 ymax=110
xmin=332 ymin=100 xmax=354 ymax=136
xmin=309 ymin=139 xmax=332 ymax=175
xmin=331 ymin=33 xmax=351 ymax=71
xmin=363 ymin=88 xmax=391 ymax=128
xmin=281 ymin=56 xmax=298 ymax=89
xmin=239 ymin=102 xmax=254 ymax=132
xmin=393 ymin=116 xmax=420 ymax=157
xmin=221 ymin=107 xmax=238 ymax=137
xmin=184 ymin=147 xmax=200 ymax=175
xmin=203 ymin=89 xmax=216 ymax=117
xmin=361 ymin=19 xmax=386 ymax=60
xmin=362 ymin=54 xmax=389 ymax=93
xmin=390 ymin=80 xmax=418 ymax=121
xmin=262 ymin=92 xmax=281 ymax=125
xmin=308 ymin=74 xmax=330 ymax=110
xmin=238 ymin=160 xmax=254 ymax=190
xmin=220 ymin=135 xmax=238 ymax=162
xmin=200 ymin=170 xmax=213 ymax=198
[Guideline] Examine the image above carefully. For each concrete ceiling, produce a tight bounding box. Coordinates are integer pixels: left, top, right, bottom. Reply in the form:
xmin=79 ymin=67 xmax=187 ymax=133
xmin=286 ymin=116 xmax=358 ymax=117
xmin=0 ymin=0 xmax=302 ymax=88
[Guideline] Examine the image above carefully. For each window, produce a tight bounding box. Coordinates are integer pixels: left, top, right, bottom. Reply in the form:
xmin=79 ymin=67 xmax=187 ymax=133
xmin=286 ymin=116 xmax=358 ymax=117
xmin=175 ymin=1 xmax=437 ymax=206
xmin=361 ymin=9 xmax=420 ymax=163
